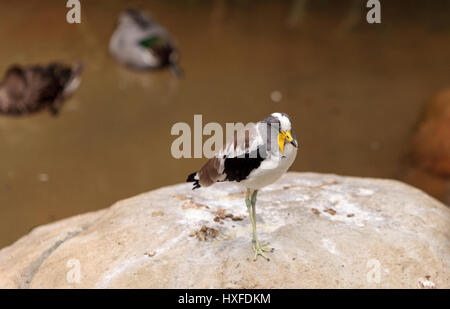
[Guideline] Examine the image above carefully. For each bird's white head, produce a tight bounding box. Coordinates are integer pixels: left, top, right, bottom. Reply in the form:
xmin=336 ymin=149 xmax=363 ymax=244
xmin=271 ymin=112 xmax=292 ymax=132
xmin=264 ymin=112 xmax=298 ymax=154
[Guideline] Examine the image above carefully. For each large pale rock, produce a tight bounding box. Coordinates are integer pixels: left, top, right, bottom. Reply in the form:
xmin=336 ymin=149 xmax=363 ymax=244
xmin=0 ymin=172 xmax=449 ymax=288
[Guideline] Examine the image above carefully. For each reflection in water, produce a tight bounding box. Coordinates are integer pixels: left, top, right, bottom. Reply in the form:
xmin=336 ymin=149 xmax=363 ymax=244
xmin=0 ymin=0 xmax=449 ymax=248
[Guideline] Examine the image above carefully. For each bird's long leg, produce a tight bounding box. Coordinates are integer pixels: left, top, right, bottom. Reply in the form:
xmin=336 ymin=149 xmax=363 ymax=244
xmin=245 ymin=188 xmax=252 ymax=218
xmin=245 ymin=189 xmax=253 ymax=226
xmin=249 ymin=190 xmax=273 ymax=261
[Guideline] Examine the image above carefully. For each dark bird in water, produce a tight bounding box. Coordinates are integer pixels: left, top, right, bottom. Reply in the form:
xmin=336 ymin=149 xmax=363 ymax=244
xmin=187 ymin=113 xmax=299 ymax=260
xmin=109 ymin=8 xmax=182 ymax=77
xmin=0 ymin=62 xmax=83 ymax=116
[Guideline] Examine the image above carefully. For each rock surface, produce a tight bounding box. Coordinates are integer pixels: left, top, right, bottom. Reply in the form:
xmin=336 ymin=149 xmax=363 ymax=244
xmin=0 ymin=172 xmax=449 ymax=288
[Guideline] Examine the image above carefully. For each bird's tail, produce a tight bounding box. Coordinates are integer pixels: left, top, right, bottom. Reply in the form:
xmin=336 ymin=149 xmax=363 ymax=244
xmin=186 ymin=172 xmax=201 ymax=190
xmin=169 ymin=61 xmax=183 ymax=78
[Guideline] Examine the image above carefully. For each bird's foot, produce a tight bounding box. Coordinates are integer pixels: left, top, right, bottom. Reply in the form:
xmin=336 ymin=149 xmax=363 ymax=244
xmin=252 ymin=240 xmax=274 ymax=261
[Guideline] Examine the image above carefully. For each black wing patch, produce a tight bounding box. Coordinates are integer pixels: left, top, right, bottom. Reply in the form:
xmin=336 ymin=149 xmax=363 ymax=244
xmin=186 ymin=172 xmax=201 ymax=190
xmin=223 ymin=146 xmax=266 ymax=182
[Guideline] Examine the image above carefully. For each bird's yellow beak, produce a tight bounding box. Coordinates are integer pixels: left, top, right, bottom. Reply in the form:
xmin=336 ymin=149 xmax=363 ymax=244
xmin=278 ymin=130 xmax=294 ymax=154
xmin=285 ymin=130 xmax=294 ymax=143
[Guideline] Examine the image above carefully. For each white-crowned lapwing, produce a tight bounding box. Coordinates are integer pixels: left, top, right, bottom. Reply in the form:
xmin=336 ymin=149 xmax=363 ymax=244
xmin=109 ymin=8 xmax=182 ymax=77
xmin=187 ymin=113 xmax=298 ymax=260
xmin=0 ymin=62 xmax=83 ymax=116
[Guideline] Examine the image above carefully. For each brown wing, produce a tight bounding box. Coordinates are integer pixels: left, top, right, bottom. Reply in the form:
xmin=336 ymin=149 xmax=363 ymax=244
xmin=195 ymin=123 xmax=262 ymax=187
xmin=197 ymin=157 xmax=223 ymax=187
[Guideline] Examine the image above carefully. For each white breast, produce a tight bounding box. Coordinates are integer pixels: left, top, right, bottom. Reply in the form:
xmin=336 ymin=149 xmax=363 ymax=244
xmin=241 ymin=144 xmax=297 ymax=190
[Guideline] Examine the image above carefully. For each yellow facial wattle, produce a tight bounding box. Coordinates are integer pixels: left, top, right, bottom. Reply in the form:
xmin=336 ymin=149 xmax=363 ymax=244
xmin=278 ymin=130 xmax=294 ymax=154
xmin=285 ymin=130 xmax=294 ymax=143
xmin=278 ymin=132 xmax=285 ymax=154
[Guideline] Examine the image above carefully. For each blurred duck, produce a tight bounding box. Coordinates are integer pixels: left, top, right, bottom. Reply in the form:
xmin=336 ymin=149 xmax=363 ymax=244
xmin=0 ymin=62 xmax=83 ymax=116
xmin=109 ymin=8 xmax=182 ymax=77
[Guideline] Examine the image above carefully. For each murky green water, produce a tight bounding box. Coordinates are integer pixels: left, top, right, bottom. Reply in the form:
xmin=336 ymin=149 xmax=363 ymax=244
xmin=0 ymin=0 xmax=449 ymax=248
